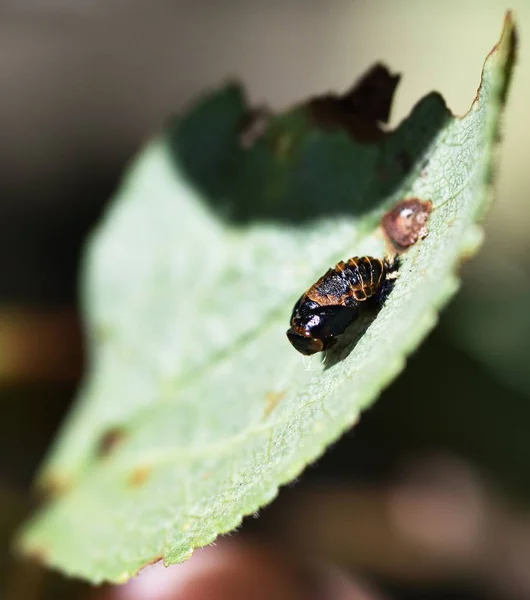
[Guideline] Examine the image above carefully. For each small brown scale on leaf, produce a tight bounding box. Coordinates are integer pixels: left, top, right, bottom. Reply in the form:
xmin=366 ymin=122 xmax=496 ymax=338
xmin=96 ymin=427 xmax=127 ymax=458
xmin=382 ymin=198 xmax=433 ymax=250
xmin=287 ymin=256 xmax=398 ymax=355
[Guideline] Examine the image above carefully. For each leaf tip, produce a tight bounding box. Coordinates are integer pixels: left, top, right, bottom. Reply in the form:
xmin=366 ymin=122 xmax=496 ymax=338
xmin=472 ymin=10 xmax=518 ymax=112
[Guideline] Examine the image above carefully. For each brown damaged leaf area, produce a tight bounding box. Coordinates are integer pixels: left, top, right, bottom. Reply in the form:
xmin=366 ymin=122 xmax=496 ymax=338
xmin=240 ymin=64 xmax=402 ymax=151
xmin=39 ymin=427 xmax=130 ymax=496
xmin=37 ymin=473 xmax=71 ymax=500
xmin=263 ymin=390 xmax=286 ymax=419
xmin=96 ymin=428 xmax=128 ymax=459
xmin=127 ymin=466 xmax=152 ymax=488
xmin=308 ymin=63 xmax=401 ymax=142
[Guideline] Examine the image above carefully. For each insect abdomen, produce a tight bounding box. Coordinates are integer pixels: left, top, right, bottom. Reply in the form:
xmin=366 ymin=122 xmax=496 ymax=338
xmin=343 ymin=256 xmax=384 ymax=300
xmin=306 ymin=256 xmax=385 ymax=305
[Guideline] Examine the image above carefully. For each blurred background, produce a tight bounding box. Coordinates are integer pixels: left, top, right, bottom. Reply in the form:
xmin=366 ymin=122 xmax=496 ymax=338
xmin=1 ymin=2 xmax=530 ymax=599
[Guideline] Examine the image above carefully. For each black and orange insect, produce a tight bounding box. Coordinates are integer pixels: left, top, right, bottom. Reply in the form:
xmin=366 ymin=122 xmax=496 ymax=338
xmin=286 ymin=256 xmax=398 ymax=355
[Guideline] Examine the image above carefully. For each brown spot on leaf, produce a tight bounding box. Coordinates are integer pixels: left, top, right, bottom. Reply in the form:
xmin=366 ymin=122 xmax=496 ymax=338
xmin=128 ymin=466 xmax=151 ymax=487
xmin=263 ymin=391 xmax=286 ymax=419
xmin=382 ymin=198 xmax=433 ymax=251
xmin=308 ymin=63 xmax=401 ymax=143
xmin=97 ymin=427 xmax=127 ymax=458
xmin=38 ymin=472 xmax=71 ymax=499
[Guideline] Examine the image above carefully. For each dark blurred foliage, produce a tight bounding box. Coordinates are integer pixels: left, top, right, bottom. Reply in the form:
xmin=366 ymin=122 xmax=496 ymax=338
xmin=311 ymin=326 xmax=530 ymax=502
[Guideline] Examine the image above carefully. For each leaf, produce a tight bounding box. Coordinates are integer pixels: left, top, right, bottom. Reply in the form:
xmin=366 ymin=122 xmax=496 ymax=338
xmin=18 ymin=15 xmax=516 ymax=583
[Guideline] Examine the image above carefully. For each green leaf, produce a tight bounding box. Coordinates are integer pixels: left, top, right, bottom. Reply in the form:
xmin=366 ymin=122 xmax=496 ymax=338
xmin=18 ymin=15 xmax=516 ymax=583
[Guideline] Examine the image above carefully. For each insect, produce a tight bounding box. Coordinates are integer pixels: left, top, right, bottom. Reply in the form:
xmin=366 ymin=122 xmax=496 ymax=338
xmin=286 ymin=256 xmax=398 ymax=355
xmin=382 ymin=198 xmax=432 ymax=250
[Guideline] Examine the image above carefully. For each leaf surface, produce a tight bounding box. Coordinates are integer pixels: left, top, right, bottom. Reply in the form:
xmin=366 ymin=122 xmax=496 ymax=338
xmin=19 ymin=15 xmax=516 ymax=583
